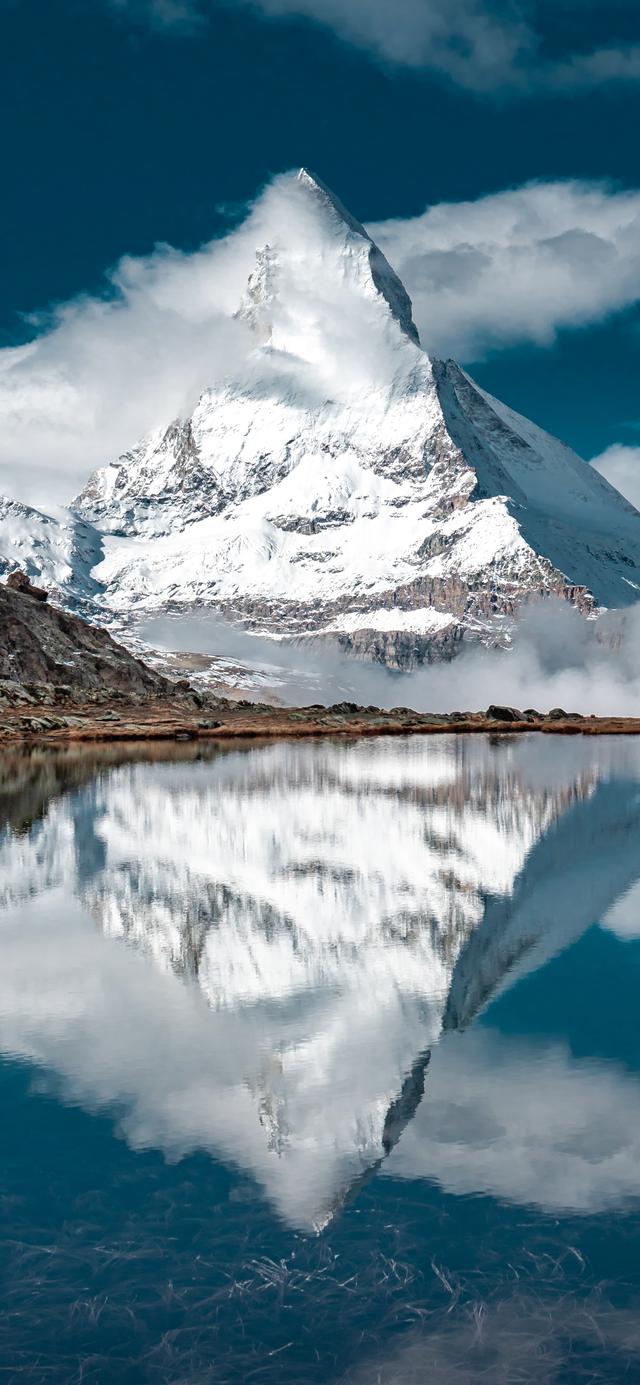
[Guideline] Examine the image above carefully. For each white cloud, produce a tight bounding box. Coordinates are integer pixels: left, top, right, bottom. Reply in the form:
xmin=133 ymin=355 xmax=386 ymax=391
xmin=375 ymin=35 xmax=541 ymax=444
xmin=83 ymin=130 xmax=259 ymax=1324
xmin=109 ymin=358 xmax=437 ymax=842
xmin=109 ymin=0 xmax=640 ymax=97
xmin=370 ymin=180 xmax=640 ymax=357
xmin=591 ymin=444 xmax=640 ymax=510
xmin=0 ymin=242 xmax=252 ymax=505
xmin=2 ymin=173 xmax=640 ymax=506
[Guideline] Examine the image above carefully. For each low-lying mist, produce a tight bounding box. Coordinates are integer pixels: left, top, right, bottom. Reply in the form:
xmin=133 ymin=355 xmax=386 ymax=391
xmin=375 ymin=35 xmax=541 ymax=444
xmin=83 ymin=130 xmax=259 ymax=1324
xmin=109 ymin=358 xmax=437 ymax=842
xmin=143 ymin=597 xmax=640 ymax=716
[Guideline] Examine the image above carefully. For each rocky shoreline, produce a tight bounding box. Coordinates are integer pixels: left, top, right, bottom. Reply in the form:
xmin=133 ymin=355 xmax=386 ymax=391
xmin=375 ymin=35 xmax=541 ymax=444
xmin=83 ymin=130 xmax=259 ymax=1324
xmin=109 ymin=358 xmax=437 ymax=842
xmin=0 ymin=681 xmax=638 ymax=745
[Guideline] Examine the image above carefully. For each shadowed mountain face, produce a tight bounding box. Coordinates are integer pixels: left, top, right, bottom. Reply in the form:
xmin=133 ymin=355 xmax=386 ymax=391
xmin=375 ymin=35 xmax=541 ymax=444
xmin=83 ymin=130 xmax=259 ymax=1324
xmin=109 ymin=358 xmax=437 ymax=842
xmin=1 ymin=735 xmax=640 ymax=1231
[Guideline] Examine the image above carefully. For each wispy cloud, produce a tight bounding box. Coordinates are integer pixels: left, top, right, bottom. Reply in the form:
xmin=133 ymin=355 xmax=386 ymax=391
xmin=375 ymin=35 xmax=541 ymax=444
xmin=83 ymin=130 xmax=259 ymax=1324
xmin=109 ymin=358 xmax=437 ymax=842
xmin=247 ymin=0 xmax=534 ymax=92
xmin=107 ymin=0 xmax=640 ymax=97
xmin=547 ymin=41 xmax=640 ymax=91
xmin=109 ymin=0 xmax=202 ymax=31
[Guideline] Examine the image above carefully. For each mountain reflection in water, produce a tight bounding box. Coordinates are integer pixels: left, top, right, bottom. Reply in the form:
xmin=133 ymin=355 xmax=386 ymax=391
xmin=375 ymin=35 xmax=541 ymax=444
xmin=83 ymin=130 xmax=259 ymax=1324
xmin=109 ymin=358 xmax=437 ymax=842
xmin=2 ymin=734 xmax=640 ymax=1238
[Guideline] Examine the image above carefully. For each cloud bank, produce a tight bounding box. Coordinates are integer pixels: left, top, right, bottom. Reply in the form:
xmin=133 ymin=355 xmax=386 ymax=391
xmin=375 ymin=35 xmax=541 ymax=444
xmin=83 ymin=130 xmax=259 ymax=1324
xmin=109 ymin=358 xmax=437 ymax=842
xmin=399 ymin=600 xmax=640 ymax=717
xmin=145 ymin=598 xmax=640 ymax=717
xmin=2 ymin=174 xmax=640 ymax=505
xmin=370 ymin=180 xmax=640 ymax=357
xmin=110 ymin=0 xmax=640 ymax=97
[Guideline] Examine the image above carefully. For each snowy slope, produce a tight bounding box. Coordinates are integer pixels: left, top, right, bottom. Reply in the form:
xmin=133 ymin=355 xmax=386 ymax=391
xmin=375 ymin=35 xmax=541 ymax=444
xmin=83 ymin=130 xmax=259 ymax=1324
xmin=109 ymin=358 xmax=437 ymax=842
xmin=68 ymin=169 xmax=640 ymax=668
xmin=434 ymin=361 xmax=640 ymax=608
xmin=0 ymin=496 xmax=103 ymax=610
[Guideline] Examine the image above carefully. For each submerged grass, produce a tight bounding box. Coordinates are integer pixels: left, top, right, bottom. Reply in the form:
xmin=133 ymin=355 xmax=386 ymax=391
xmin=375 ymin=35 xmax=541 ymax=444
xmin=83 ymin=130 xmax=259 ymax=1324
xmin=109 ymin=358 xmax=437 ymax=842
xmin=3 ymin=1157 xmax=640 ymax=1385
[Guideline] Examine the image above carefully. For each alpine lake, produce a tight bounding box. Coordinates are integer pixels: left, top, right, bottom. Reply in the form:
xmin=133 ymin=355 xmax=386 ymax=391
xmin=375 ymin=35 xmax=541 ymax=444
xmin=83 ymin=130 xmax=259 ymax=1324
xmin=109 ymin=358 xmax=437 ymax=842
xmin=2 ymin=732 xmax=640 ymax=1383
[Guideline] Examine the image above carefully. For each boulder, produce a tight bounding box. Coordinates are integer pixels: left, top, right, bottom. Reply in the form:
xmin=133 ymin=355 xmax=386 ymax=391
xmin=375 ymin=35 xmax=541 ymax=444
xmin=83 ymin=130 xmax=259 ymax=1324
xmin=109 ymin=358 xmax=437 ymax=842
xmin=6 ymin=570 xmax=49 ymax=602
xmin=485 ymin=705 xmax=522 ymax=722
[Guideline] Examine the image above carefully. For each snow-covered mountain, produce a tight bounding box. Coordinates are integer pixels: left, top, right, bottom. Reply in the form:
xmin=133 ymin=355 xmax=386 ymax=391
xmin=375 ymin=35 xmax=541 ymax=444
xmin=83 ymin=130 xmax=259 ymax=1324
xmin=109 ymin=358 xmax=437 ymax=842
xmin=65 ymin=169 xmax=640 ymax=668
xmin=0 ymin=496 xmax=102 ymax=611
xmin=2 ymin=169 xmax=639 ymax=674
xmin=2 ymin=736 xmax=640 ymax=1229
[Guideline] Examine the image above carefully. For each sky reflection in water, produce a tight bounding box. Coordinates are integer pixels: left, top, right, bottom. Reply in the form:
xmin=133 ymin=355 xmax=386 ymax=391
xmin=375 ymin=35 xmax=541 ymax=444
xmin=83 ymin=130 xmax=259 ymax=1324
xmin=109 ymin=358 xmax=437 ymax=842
xmin=1 ymin=733 xmax=640 ymax=1382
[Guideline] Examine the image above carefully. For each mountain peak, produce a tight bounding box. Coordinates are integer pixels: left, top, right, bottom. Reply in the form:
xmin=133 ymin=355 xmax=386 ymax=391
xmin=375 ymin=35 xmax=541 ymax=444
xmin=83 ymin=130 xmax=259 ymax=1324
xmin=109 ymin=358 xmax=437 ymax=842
xmin=297 ymin=167 xmax=374 ymax=242
xmin=236 ymin=168 xmax=421 ymax=351
xmin=296 ymin=168 xmax=420 ymax=346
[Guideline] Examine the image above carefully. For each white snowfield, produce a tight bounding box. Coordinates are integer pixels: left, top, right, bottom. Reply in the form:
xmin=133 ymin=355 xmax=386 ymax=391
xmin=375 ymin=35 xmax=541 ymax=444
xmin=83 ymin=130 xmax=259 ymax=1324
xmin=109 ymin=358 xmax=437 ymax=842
xmin=2 ymin=169 xmax=640 ymax=666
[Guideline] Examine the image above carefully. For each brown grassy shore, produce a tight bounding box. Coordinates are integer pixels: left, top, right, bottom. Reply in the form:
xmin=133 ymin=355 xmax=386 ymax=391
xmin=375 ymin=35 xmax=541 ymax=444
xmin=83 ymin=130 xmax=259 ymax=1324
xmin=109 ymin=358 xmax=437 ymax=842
xmin=1 ymin=688 xmax=639 ymax=746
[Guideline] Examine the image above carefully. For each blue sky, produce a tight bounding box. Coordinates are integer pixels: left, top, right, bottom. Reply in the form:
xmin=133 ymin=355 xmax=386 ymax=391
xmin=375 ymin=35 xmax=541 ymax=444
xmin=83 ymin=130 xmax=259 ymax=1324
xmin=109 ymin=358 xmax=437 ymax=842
xmin=2 ymin=0 xmax=640 ymax=499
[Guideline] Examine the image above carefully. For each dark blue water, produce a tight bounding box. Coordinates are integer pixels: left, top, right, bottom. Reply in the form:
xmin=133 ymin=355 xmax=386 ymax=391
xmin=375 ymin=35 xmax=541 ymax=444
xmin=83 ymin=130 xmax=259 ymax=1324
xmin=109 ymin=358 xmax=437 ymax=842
xmin=2 ymin=735 xmax=640 ymax=1383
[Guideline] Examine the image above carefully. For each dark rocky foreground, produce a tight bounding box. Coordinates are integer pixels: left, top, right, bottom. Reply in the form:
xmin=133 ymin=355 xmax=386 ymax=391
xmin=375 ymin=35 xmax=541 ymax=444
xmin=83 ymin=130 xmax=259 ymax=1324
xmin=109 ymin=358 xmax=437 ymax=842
xmin=1 ymin=574 xmax=639 ymax=743
xmin=0 ymin=571 xmax=169 ymax=694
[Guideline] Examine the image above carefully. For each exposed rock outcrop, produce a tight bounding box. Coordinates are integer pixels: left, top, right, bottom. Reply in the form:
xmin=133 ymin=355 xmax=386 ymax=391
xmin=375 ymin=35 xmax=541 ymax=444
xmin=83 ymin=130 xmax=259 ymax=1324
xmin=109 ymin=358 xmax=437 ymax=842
xmin=0 ymin=572 xmax=170 ymax=695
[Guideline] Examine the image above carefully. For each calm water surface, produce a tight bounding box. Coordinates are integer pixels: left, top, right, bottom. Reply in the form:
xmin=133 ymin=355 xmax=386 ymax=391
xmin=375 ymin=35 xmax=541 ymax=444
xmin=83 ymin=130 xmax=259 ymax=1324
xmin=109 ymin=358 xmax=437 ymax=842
xmin=2 ymin=734 xmax=640 ymax=1382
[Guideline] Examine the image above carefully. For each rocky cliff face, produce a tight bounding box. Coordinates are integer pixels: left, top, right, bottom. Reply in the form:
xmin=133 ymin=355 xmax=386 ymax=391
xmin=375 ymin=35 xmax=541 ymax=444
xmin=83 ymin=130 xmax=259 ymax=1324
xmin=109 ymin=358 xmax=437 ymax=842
xmin=68 ymin=169 xmax=640 ymax=669
xmin=0 ymin=572 xmax=169 ymax=694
